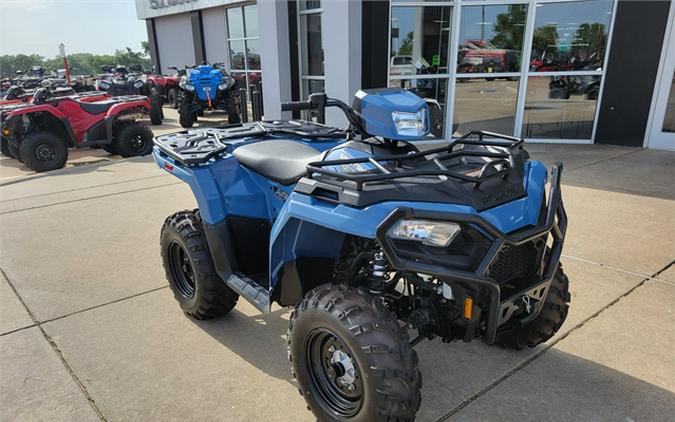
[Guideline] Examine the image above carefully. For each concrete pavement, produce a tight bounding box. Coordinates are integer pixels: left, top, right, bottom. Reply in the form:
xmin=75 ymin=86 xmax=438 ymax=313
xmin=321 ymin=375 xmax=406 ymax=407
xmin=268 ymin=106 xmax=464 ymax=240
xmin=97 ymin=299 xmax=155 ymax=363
xmin=0 ymin=118 xmax=673 ymax=421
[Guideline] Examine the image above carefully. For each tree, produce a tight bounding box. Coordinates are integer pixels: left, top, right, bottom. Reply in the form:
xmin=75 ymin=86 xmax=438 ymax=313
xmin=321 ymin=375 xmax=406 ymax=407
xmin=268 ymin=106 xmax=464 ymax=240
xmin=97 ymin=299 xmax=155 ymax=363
xmin=141 ymin=41 xmax=150 ymax=56
xmin=491 ymin=5 xmax=527 ymax=50
xmin=573 ymin=23 xmax=606 ymax=66
xmin=531 ymin=25 xmax=559 ymax=59
xmin=396 ymin=31 xmax=414 ymax=56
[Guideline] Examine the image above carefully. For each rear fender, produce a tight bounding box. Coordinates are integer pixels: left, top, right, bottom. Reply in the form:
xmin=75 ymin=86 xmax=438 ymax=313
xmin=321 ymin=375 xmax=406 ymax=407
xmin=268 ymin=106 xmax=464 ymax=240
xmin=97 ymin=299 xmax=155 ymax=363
xmin=106 ymin=100 xmax=150 ymax=118
xmin=152 ymin=147 xmax=269 ymax=224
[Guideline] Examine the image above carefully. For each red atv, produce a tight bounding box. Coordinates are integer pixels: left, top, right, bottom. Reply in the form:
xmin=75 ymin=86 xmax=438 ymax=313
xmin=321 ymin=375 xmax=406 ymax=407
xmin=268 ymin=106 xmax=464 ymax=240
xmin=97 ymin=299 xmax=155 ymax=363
xmin=1 ymin=88 xmax=154 ymax=172
xmin=146 ymin=70 xmax=180 ymax=108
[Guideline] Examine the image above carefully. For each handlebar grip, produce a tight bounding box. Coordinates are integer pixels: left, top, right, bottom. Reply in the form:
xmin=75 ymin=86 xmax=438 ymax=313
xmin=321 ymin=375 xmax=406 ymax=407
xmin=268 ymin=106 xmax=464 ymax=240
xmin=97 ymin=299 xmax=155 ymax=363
xmin=281 ymin=101 xmax=312 ymax=112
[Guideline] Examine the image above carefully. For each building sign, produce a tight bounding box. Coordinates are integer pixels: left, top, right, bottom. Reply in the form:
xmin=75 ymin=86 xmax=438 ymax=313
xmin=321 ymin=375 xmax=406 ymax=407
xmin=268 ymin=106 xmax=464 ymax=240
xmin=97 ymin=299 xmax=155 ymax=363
xmin=136 ymin=0 xmax=228 ymax=19
xmin=149 ymin=0 xmax=197 ymax=9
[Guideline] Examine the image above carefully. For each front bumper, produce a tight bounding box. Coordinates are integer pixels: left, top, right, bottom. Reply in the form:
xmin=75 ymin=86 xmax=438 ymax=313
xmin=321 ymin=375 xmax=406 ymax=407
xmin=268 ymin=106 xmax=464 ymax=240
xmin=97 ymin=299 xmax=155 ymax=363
xmin=376 ymin=163 xmax=567 ymax=344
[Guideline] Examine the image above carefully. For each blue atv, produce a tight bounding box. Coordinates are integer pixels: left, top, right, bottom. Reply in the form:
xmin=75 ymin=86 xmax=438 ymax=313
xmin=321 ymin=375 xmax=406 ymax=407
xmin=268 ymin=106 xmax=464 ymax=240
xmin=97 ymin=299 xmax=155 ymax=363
xmin=153 ymin=89 xmax=569 ymax=421
xmin=177 ymin=64 xmax=241 ymax=128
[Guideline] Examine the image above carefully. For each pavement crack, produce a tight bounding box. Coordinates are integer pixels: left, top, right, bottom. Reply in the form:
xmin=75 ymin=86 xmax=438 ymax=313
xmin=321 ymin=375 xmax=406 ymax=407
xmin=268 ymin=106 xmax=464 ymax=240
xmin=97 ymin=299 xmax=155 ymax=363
xmin=0 ymin=267 xmax=108 ymax=421
xmin=39 ymin=285 xmax=169 ymax=325
xmin=0 ymin=174 xmax=168 ymax=203
xmin=0 ymin=181 xmax=181 ymax=216
xmin=566 ymin=148 xmax=643 ymax=172
xmin=435 ymin=260 xmax=674 ymax=421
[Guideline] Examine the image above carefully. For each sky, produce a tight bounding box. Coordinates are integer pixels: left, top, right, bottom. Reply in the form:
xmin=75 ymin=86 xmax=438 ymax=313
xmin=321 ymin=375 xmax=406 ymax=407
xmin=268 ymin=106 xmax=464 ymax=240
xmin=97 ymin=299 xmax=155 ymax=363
xmin=0 ymin=0 xmax=147 ymax=57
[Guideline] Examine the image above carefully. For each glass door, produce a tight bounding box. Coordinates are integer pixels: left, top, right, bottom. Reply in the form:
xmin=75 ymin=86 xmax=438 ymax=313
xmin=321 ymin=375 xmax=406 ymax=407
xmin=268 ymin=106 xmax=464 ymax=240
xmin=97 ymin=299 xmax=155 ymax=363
xmin=646 ymin=1 xmax=675 ymax=151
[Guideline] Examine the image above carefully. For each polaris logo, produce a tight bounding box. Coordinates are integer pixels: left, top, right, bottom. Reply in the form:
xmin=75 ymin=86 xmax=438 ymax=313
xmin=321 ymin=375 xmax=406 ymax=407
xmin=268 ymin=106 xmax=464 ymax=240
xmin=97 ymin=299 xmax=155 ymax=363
xmin=149 ymin=0 xmax=197 ymax=9
xmin=481 ymin=187 xmax=519 ymax=204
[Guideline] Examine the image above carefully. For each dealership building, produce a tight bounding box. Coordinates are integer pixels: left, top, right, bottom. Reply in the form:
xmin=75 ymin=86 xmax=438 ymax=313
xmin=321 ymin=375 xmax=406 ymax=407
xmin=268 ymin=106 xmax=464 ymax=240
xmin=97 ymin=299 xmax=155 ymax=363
xmin=136 ymin=0 xmax=675 ymax=150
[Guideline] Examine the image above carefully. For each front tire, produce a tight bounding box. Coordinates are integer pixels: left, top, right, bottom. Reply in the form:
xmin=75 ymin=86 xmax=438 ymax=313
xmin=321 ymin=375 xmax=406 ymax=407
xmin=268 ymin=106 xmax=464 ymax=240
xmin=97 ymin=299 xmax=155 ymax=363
xmin=0 ymin=137 xmax=12 ymax=157
xmin=179 ymin=104 xmax=195 ymax=128
xmin=160 ymin=210 xmax=238 ymax=319
xmin=288 ymin=285 xmax=421 ymax=422
xmin=497 ymin=265 xmax=570 ymax=350
xmin=19 ymin=131 xmax=68 ymax=172
xmin=113 ymin=122 xmax=154 ymax=157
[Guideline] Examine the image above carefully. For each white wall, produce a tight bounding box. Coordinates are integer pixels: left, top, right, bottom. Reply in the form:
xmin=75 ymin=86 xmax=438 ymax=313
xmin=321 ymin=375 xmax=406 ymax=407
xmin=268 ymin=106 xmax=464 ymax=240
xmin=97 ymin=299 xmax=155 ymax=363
xmin=202 ymin=6 xmax=229 ymax=67
xmin=259 ymin=0 xmax=292 ymax=120
xmin=155 ymin=13 xmax=196 ymax=74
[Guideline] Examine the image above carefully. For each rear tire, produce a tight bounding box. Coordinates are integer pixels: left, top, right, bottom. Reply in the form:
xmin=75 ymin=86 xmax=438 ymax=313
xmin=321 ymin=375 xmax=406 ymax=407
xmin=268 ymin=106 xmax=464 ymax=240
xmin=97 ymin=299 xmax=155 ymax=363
xmin=102 ymin=143 xmax=118 ymax=155
xmin=1 ymin=137 xmax=11 ymax=157
xmin=113 ymin=122 xmax=154 ymax=157
xmin=160 ymin=210 xmax=239 ymax=319
xmin=19 ymin=131 xmax=68 ymax=172
xmin=149 ymin=89 xmax=163 ymax=125
xmin=9 ymin=143 xmax=21 ymax=162
xmin=289 ymin=284 xmax=421 ymax=422
xmin=497 ymin=265 xmax=570 ymax=350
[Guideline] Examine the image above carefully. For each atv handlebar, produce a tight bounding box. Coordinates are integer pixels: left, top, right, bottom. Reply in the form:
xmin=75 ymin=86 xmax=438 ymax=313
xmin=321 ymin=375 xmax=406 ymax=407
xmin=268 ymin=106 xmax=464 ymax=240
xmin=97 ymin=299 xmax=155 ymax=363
xmin=281 ymin=93 xmax=365 ymax=133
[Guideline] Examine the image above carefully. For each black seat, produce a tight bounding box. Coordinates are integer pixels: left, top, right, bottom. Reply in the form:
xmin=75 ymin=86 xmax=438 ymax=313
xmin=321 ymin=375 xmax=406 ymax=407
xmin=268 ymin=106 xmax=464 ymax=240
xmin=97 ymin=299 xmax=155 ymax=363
xmin=79 ymin=99 xmax=118 ymax=115
xmin=233 ymin=140 xmax=323 ymax=185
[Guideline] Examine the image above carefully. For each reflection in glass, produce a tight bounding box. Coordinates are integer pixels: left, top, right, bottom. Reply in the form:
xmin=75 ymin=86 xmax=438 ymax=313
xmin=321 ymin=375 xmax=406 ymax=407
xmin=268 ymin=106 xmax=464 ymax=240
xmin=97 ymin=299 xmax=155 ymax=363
xmin=244 ymin=4 xmax=258 ymax=37
xmin=522 ymin=76 xmax=601 ymax=139
xmin=302 ymin=79 xmax=325 ymax=120
xmin=453 ymin=78 xmax=518 ymax=135
xmin=300 ymin=13 xmax=324 ymax=76
xmin=246 ymin=39 xmax=261 ymax=70
xmin=229 ymin=40 xmax=246 ymax=70
xmin=389 ymin=78 xmax=448 ymax=138
xmin=530 ymin=0 xmax=613 ymax=72
xmin=390 ymin=6 xmax=452 ymax=77
xmin=227 ymin=7 xmax=245 ymax=39
xmin=663 ymin=71 xmax=675 ymax=132
xmin=457 ymin=5 xmax=526 ymax=74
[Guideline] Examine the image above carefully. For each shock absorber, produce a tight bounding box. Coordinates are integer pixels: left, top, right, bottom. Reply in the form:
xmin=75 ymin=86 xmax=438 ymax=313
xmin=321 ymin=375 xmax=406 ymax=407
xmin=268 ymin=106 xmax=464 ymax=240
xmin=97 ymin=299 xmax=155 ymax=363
xmin=368 ymin=250 xmax=387 ymax=294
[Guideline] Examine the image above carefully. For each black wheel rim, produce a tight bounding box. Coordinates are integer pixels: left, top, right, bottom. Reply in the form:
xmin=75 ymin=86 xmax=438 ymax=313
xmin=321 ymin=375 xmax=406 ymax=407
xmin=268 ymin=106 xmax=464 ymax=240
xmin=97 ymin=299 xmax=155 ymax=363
xmin=306 ymin=328 xmax=363 ymax=417
xmin=168 ymin=241 xmax=195 ymax=298
xmin=35 ymin=143 xmax=56 ymax=163
xmin=128 ymin=134 xmax=146 ymax=153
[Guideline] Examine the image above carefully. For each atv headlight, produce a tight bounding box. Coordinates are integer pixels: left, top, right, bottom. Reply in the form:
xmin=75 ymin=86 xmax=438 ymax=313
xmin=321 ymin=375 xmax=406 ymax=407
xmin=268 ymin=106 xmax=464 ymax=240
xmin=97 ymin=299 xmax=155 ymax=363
xmin=98 ymin=81 xmax=111 ymax=90
xmin=392 ymin=109 xmax=427 ymax=137
xmin=388 ymin=220 xmax=461 ymax=247
xmin=180 ymin=80 xmax=195 ymax=92
xmin=217 ymin=83 xmax=228 ymax=91
xmin=133 ymin=80 xmax=144 ymax=89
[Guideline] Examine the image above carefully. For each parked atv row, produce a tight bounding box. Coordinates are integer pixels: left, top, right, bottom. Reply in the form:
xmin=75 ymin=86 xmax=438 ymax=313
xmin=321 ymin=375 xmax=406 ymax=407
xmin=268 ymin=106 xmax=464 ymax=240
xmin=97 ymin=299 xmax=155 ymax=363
xmin=95 ymin=65 xmax=163 ymax=125
xmin=1 ymin=88 xmax=155 ymax=172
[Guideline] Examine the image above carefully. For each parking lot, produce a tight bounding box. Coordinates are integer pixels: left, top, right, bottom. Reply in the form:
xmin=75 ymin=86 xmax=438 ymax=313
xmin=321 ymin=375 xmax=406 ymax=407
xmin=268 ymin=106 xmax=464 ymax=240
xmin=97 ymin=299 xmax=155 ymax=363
xmin=1 ymin=109 xmax=674 ymax=421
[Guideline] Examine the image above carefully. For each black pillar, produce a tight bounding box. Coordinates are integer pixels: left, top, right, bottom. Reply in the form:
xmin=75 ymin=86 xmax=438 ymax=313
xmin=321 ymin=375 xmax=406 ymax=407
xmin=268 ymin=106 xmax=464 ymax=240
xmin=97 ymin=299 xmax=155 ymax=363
xmin=191 ymin=11 xmax=207 ymax=65
xmin=146 ymin=19 xmax=161 ymax=73
xmin=595 ymin=0 xmax=671 ymax=146
xmin=361 ymin=0 xmax=390 ymax=89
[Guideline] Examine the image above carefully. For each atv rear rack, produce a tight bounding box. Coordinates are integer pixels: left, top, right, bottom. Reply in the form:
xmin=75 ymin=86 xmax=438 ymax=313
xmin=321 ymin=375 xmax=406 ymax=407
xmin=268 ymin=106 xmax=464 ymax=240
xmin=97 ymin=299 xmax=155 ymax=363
xmin=305 ymin=131 xmax=525 ymax=190
xmin=153 ymin=120 xmax=347 ymax=165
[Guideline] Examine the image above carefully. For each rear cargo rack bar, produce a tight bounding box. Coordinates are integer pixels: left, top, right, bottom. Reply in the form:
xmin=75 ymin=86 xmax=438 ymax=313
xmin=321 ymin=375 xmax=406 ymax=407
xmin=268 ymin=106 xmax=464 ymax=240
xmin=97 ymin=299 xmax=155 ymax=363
xmin=305 ymin=130 xmax=524 ymax=190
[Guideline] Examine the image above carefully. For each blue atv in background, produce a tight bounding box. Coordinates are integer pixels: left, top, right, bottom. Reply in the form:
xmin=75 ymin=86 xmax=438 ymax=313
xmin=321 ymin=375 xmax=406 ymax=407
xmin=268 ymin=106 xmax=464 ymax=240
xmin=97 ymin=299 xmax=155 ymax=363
xmin=177 ymin=64 xmax=241 ymax=128
xmin=153 ymin=89 xmax=570 ymax=421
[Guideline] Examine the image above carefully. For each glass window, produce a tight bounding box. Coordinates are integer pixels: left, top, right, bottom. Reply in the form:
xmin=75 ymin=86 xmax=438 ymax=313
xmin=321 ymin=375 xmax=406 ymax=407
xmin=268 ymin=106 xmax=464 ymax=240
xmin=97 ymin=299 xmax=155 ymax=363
xmin=453 ymin=78 xmax=519 ymax=135
xmin=390 ymin=6 xmax=452 ymax=77
xmin=246 ymin=39 xmax=261 ymax=70
xmin=299 ymin=0 xmax=321 ymax=11
xmin=229 ymin=40 xmax=246 ymax=70
xmin=300 ymin=13 xmax=324 ymax=76
xmin=457 ymin=4 xmax=527 ymax=74
xmin=389 ymin=78 xmax=448 ymax=138
xmin=243 ymin=5 xmax=258 ymax=38
xmin=530 ymin=0 xmax=613 ymax=72
xmin=522 ymin=75 xmax=601 ymax=139
xmin=227 ymin=7 xmax=245 ymax=39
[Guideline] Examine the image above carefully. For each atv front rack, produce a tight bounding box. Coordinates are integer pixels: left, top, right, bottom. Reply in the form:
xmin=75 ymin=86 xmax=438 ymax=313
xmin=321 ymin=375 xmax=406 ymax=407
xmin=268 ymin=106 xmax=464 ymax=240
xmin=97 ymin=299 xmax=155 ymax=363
xmin=304 ymin=131 xmax=525 ymax=191
xmin=153 ymin=120 xmax=347 ymax=165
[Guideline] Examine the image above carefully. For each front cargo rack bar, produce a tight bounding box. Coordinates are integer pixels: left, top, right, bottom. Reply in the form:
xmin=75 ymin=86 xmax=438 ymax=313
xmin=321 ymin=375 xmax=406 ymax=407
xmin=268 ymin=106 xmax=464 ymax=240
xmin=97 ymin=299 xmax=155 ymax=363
xmin=305 ymin=130 xmax=525 ymax=190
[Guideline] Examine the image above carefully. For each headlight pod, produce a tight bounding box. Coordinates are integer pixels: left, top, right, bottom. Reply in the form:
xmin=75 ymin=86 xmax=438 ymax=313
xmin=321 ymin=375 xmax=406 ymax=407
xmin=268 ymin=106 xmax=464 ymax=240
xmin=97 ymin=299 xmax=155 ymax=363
xmin=180 ymin=79 xmax=195 ymax=92
xmin=392 ymin=109 xmax=427 ymax=137
xmin=98 ymin=81 xmax=111 ymax=90
xmin=217 ymin=83 xmax=228 ymax=91
xmin=388 ymin=219 xmax=461 ymax=247
xmin=133 ymin=80 xmax=144 ymax=89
